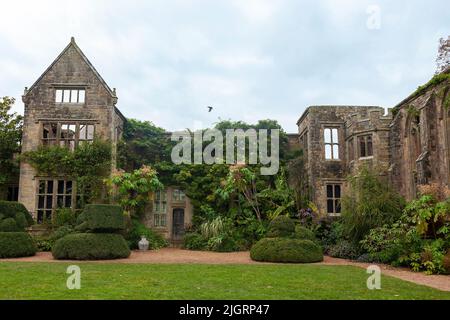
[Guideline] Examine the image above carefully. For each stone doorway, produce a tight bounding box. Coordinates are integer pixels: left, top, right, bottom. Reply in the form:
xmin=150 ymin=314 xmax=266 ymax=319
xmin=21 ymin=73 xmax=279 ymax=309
xmin=172 ymin=208 xmax=185 ymax=242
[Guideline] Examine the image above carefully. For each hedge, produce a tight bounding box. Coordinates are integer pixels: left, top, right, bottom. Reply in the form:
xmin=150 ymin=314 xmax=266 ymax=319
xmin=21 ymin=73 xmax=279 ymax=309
xmin=444 ymin=250 xmax=450 ymax=275
xmin=250 ymin=238 xmax=323 ymax=263
xmin=294 ymin=225 xmax=316 ymax=242
xmin=266 ymin=216 xmax=295 ymax=238
xmin=52 ymin=233 xmax=131 ymax=260
xmin=0 ymin=232 xmax=37 ymax=258
xmin=76 ymin=204 xmax=124 ymax=232
xmin=0 ymin=201 xmax=34 ymax=226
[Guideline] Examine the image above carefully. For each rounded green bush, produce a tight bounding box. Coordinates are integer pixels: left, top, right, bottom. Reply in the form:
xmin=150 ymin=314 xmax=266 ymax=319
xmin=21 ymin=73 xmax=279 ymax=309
xmin=250 ymin=238 xmax=323 ymax=263
xmin=294 ymin=225 xmax=316 ymax=241
xmin=267 ymin=216 xmax=295 ymax=238
xmin=0 ymin=218 xmax=20 ymax=232
xmin=76 ymin=204 xmax=124 ymax=232
xmin=0 ymin=201 xmax=34 ymax=226
xmin=52 ymin=233 xmax=131 ymax=260
xmin=0 ymin=232 xmax=37 ymax=258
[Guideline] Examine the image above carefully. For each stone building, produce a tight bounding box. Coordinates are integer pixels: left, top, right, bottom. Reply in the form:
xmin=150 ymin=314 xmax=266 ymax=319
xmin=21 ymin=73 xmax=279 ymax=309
xmin=18 ymin=38 xmax=193 ymax=243
xmin=19 ymin=37 xmax=125 ymax=223
xmin=389 ymin=69 xmax=450 ymax=200
xmin=296 ymin=69 xmax=450 ymax=215
xmin=296 ymin=106 xmax=392 ymax=215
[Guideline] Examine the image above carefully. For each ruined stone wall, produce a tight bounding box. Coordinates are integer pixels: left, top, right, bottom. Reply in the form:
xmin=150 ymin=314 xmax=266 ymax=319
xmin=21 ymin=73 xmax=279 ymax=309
xmin=389 ymin=78 xmax=450 ymax=200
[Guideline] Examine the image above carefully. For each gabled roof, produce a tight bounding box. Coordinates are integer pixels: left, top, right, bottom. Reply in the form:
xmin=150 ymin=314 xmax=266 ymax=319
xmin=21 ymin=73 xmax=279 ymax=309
xmin=24 ymin=37 xmax=116 ymax=99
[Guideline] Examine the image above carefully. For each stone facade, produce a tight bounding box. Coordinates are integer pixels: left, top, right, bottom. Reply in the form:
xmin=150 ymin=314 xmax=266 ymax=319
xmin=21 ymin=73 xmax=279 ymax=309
xmin=296 ymin=70 xmax=450 ymax=215
xmin=18 ymin=38 xmax=125 ymax=221
xmin=389 ymin=71 xmax=450 ymax=200
xmin=18 ymin=38 xmax=193 ymax=243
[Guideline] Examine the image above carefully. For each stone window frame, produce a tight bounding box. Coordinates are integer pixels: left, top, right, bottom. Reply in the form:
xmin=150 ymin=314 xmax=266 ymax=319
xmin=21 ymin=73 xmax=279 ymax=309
xmin=299 ymin=130 xmax=308 ymax=155
xmin=326 ymin=183 xmax=342 ymax=216
xmin=348 ymin=137 xmax=355 ymax=162
xmin=35 ymin=178 xmax=76 ymax=224
xmin=153 ymin=189 xmax=167 ymax=227
xmin=323 ymin=127 xmax=340 ymax=160
xmin=172 ymin=188 xmax=186 ymax=202
xmin=55 ymin=87 xmax=86 ymax=104
xmin=358 ymin=134 xmax=374 ymax=158
xmin=41 ymin=121 xmax=95 ymax=151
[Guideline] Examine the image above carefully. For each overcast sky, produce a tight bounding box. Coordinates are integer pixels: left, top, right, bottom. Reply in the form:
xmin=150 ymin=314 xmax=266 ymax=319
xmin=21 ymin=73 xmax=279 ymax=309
xmin=0 ymin=0 xmax=448 ymax=132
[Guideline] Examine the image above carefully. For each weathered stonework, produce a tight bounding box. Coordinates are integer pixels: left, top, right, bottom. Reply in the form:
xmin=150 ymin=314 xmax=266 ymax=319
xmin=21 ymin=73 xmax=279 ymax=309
xmin=297 ymin=70 xmax=450 ymax=215
xmin=389 ymin=71 xmax=450 ymax=200
xmin=19 ymin=38 xmax=125 ymax=217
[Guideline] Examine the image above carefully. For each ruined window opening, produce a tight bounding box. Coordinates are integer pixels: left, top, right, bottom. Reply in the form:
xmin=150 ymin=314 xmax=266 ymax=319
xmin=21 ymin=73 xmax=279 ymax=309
xmin=358 ymin=135 xmax=373 ymax=158
xmin=326 ymin=184 xmax=341 ymax=215
xmin=55 ymin=88 xmax=85 ymax=104
xmin=153 ymin=189 xmax=167 ymax=227
xmin=324 ymin=128 xmax=339 ymax=160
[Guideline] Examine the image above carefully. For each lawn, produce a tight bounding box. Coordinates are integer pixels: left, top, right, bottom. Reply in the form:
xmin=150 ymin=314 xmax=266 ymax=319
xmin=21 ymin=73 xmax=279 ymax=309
xmin=0 ymin=262 xmax=449 ymax=300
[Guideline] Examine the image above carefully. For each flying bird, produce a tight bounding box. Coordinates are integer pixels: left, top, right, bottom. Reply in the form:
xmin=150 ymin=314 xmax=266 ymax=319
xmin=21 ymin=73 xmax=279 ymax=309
xmin=207 ymin=106 xmax=213 ymax=112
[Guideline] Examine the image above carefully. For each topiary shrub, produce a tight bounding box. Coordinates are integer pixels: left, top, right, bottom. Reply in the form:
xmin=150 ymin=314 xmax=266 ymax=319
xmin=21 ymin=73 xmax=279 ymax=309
xmin=52 ymin=233 xmax=131 ymax=260
xmin=0 ymin=232 xmax=37 ymax=258
xmin=0 ymin=217 xmax=20 ymax=232
xmin=250 ymin=238 xmax=323 ymax=263
xmin=294 ymin=225 xmax=316 ymax=242
xmin=76 ymin=204 xmax=124 ymax=232
xmin=0 ymin=201 xmax=34 ymax=226
xmin=266 ymin=216 xmax=295 ymax=238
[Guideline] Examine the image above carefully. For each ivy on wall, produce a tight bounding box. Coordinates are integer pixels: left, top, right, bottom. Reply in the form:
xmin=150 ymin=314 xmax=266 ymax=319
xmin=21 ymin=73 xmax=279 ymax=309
xmin=21 ymin=139 xmax=112 ymax=204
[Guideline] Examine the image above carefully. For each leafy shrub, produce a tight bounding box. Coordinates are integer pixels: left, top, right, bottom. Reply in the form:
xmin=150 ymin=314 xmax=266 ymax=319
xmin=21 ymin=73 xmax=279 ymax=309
xmin=76 ymin=204 xmax=124 ymax=232
xmin=327 ymin=240 xmax=361 ymax=260
xmin=125 ymin=219 xmax=168 ymax=250
xmin=0 ymin=232 xmax=37 ymax=258
xmin=314 ymin=218 xmax=343 ymax=252
xmin=53 ymin=208 xmax=76 ymax=228
xmin=52 ymin=233 xmax=131 ymax=260
xmin=34 ymin=237 xmax=53 ymax=252
xmin=0 ymin=201 xmax=34 ymax=226
xmin=294 ymin=225 xmax=316 ymax=241
xmin=206 ymin=234 xmax=239 ymax=252
xmin=250 ymin=238 xmax=323 ymax=263
xmin=266 ymin=216 xmax=295 ymax=238
xmin=0 ymin=217 xmax=20 ymax=232
xmin=184 ymin=232 xmax=207 ymax=250
xmin=342 ymin=167 xmax=405 ymax=246
xmin=443 ymin=250 xmax=450 ymax=274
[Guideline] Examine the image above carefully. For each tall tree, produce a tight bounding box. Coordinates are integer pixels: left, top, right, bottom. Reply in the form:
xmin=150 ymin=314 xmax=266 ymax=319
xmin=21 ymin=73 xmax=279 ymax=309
xmin=0 ymin=97 xmax=22 ymax=189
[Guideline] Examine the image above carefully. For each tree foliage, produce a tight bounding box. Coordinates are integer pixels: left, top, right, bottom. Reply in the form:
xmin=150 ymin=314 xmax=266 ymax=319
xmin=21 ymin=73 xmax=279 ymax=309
xmin=0 ymin=97 xmax=22 ymax=188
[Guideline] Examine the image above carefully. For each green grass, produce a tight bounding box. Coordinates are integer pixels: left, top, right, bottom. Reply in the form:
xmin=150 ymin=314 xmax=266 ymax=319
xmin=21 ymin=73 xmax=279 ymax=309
xmin=0 ymin=262 xmax=449 ymax=300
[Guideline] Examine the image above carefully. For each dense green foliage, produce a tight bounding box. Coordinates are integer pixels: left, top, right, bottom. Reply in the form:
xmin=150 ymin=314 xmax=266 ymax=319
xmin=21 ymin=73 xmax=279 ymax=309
xmin=52 ymin=233 xmax=131 ymax=260
xmin=341 ymin=167 xmax=405 ymax=246
xmin=21 ymin=139 xmax=112 ymax=204
xmin=294 ymin=225 xmax=316 ymax=242
xmin=0 ymin=232 xmax=36 ymax=258
xmin=119 ymin=118 xmax=297 ymax=251
xmin=250 ymin=238 xmax=323 ymax=263
xmin=76 ymin=204 xmax=124 ymax=232
xmin=0 ymin=97 xmax=22 ymax=191
xmin=106 ymin=165 xmax=163 ymax=217
xmin=125 ymin=219 xmax=168 ymax=250
xmin=0 ymin=201 xmax=34 ymax=228
xmin=266 ymin=216 xmax=295 ymax=238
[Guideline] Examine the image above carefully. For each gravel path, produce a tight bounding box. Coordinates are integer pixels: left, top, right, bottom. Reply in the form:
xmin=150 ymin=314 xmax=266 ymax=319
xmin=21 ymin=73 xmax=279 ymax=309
xmin=2 ymin=248 xmax=449 ymax=292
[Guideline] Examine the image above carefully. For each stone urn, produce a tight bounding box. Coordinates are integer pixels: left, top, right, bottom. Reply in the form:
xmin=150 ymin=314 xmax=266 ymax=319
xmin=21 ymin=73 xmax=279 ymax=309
xmin=138 ymin=236 xmax=149 ymax=251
